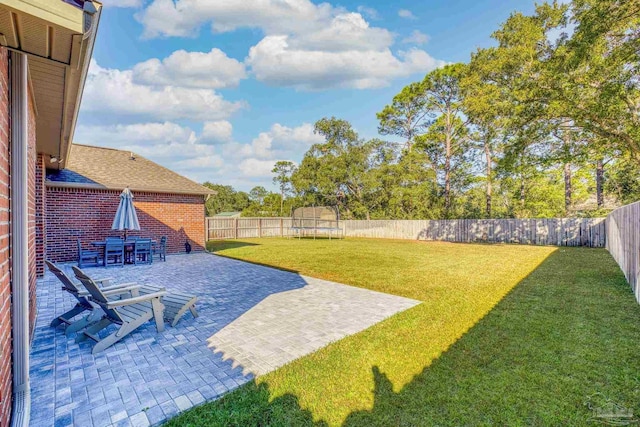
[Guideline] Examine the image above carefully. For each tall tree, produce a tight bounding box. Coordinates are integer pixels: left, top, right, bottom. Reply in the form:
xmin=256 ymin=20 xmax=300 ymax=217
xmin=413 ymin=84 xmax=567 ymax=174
xmin=416 ymin=64 xmax=471 ymax=217
xmin=377 ymin=82 xmax=433 ymax=151
xmin=202 ymin=183 xmax=250 ymax=216
xmin=293 ymin=118 xmax=380 ymax=220
xmin=271 ymin=161 xmax=296 ymax=216
xmin=249 ymin=186 xmax=268 ymax=205
xmin=477 ymin=125 xmax=499 ymax=217
xmin=548 ymin=0 xmax=640 ymax=156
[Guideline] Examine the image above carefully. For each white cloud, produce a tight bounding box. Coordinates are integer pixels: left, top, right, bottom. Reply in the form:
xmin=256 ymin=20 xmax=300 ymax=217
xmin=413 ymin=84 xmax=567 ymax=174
xmin=136 ymin=0 xmax=444 ymax=90
xmin=238 ymin=158 xmax=278 ymax=178
xmin=247 ymin=37 xmax=445 ymax=90
xmin=74 ymin=122 xmax=227 ymax=184
xmin=398 ymin=9 xmax=417 ymax=20
xmin=201 ymin=121 xmax=233 ymax=144
xmin=73 ymin=121 xmax=321 ymax=187
xmin=356 ymin=5 xmax=379 ymax=20
xmin=402 ymin=30 xmax=430 ymax=45
xmin=136 ymin=0 xmax=333 ymax=39
xmin=229 ymin=123 xmax=323 ymax=160
xmin=74 ymin=122 xmax=202 ymax=159
xmin=74 ymin=122 xmax=197 ymax=148
xmin=173 ymin=155 xmax=225 ymax=170
xmin=132 ymin=48 xmax=246 ymax=89
xmin=288 ymin=13 xmax=393 ymax=52
xmin=83 ymin=60 xmax=244 ymax=121
xmin=138 ymin=1 xmax=388 ymax=51
xmin=103 ymin=0 xmax=143 ymax=8
xmin=229 ymin=123 xmax=324 ymax=185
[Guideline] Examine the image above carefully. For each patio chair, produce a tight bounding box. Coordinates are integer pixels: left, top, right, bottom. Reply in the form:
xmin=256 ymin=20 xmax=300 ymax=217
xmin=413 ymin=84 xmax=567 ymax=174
xmin=105 ymin=237 xmax=125 ymax=267
xmin=134 ymin=238 xmax=152 ymax=265
xmin=153 ymin=236 xmax=167 ymax=262
xmin=77 ymin=239 xmax=101 ymax=268
xmin=45 ymin=260 xmax=140 ymax=336
xmin=72 ymin=266 xmax=167 ymax=354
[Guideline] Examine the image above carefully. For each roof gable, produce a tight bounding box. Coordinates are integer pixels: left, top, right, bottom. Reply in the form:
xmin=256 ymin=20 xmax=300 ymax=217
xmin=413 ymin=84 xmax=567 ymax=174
xmin=46 ymin=144 xmax=215 ymax=196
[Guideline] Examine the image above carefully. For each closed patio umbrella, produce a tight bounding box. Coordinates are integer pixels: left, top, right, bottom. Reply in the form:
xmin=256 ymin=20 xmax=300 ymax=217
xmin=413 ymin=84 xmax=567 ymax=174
xmin=111 ymin=187 xmax=140 ymax=239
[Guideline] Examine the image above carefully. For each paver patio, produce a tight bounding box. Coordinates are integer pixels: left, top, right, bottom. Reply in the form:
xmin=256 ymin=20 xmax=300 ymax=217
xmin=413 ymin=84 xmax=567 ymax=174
xmin=30 ymin=252 xmax=419 ymax=427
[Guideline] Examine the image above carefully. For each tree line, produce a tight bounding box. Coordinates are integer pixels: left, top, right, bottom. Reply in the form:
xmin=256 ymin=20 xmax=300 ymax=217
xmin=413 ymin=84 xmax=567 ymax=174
xmin=205 ymin=0 xmax=639 ymax=220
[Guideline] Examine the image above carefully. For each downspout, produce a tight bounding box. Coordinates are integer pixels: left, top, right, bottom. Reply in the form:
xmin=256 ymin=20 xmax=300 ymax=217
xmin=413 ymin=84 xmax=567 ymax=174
xmin=10 ymin=51 xmax=30 ymax=427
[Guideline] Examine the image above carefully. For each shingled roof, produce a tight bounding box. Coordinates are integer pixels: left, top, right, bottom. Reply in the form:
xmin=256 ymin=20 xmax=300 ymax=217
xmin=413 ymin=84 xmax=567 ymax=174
xmin=46 ymin=144 xmax=215 ymax=196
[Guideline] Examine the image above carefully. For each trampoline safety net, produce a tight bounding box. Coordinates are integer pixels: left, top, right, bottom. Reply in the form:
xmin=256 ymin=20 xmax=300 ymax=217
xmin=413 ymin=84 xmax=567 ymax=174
xmin=290 ymin=206 xmax=343 ymax=239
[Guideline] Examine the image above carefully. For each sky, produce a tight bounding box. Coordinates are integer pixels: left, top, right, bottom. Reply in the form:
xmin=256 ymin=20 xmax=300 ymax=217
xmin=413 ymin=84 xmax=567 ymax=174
xmin=76 ymin=0 xmax=544 ymax=192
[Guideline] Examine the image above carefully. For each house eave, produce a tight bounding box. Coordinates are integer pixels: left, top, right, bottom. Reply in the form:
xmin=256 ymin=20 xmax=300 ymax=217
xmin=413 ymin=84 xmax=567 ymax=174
xmin=0 ymin=0 xmax=103 ymax=169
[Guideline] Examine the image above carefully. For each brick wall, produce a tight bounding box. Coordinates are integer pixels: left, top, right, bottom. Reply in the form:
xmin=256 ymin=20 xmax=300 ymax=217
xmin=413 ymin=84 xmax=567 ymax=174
xmin=34 ymin=154 xmax=45 ymax=278
xmin=0 ymin=47 xmax=11 ymax=427
xmin=46 ymin=187 xmax=206 ymax=262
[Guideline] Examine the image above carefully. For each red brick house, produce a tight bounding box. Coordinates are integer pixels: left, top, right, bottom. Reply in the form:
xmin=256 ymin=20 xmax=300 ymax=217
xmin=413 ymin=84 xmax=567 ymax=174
xmin=45 ymin=144 xmax=213 ymax=264
xmin=0 ymin=1 xmax=212 ymax=426
xmin=0 ymin=0 xmax=102 ymax=424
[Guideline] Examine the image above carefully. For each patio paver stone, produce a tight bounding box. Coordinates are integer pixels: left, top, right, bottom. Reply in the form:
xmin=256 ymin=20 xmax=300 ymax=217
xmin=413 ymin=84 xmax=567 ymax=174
xmin=30 ymin=252 xmax=419 ymax=426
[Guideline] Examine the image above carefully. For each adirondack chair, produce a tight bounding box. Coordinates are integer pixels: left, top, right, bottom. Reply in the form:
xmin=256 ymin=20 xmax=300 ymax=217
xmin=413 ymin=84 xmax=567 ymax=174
xmin=72 ymin=266 xmax=167 ymax=354
xmin=45 ymin=260 xmax=140 ymax=336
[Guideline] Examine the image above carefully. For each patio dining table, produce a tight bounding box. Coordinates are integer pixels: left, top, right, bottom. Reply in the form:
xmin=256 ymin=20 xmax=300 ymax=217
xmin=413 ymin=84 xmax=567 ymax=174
xmin=91 ymin=239 xmax=157 ymax=265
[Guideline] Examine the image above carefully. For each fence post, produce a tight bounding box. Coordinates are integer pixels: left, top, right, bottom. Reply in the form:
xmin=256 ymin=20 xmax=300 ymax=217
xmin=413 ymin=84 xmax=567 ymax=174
xmin=280 ymin=218 xmax=283 ymax=237
xmin=258 ymin=218 xmax=262 ymax=238
xmin=234 ymin=218 xmax=238 ymax=239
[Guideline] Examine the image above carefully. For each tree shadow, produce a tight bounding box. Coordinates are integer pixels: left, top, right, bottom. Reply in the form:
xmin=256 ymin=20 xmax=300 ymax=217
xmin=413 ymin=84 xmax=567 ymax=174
xmin=344 ymin=248 xmax=640 ymax=426
xmin=165 ymin=381 xmax=328 ymax=427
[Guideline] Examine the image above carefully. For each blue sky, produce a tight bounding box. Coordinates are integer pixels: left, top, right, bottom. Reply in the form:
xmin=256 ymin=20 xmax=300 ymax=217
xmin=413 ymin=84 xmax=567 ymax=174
xmin=76 ymin=0 xmax=542 ymax=191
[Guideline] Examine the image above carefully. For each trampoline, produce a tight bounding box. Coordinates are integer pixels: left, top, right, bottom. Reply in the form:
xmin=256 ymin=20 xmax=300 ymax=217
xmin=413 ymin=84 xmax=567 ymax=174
xmin=290 ymin=206 xmax=343 ymax=239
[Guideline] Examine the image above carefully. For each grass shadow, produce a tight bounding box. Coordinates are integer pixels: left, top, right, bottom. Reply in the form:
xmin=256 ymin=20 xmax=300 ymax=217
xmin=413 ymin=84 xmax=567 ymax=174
xmin=207 ymin=240 xmax=261 ymax=253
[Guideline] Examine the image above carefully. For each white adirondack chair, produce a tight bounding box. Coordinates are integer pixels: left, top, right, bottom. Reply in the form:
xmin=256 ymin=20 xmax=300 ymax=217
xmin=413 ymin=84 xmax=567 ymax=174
xmin=72 ymin=266 xmax=166 ymax=354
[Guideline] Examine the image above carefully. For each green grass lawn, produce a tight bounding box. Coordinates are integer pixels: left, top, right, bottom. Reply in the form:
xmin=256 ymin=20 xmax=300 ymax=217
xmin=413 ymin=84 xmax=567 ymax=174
xmin=167 ymin=238 xmax=640 ymax=426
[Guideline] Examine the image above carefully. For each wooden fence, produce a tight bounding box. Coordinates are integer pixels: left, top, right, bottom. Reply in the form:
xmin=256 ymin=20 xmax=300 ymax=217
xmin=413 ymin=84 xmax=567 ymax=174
xmin=343 ymin=218 xmax=606 ymax=247
xmin=606 ymin=201 xmax=640 ymax=303
xmin=207 ymin=217 xmax=606 ymax=247
xmin=207 ymin=217 xmax=293 ymax=239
